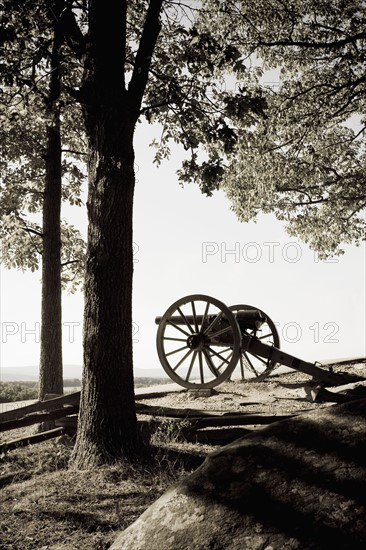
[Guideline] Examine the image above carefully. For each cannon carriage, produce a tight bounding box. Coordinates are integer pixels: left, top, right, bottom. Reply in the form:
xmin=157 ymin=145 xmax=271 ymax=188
xmin=155 ymin=294 xmax=361 ymax=389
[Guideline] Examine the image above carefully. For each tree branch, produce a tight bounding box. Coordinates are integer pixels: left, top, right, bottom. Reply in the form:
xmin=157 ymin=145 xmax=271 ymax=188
xmin=140 ymin=99 xmax=171 ymax=114
xmin=22 ymin=226 xmax=43 ymax=256
xmin=61 ymin=148 xmax=87 ymax=156
xmin=292 ymin=198 xmax=328 ymax=206
xmin=128 ymin=0 xmax=164 ymax=112
xmin=61 ymin=259 xmax=80 ymax=268
xmin=22 ymin=227 xmax=43 ymax=237
xmin=258 ymin=32 xmax=366 ymax=50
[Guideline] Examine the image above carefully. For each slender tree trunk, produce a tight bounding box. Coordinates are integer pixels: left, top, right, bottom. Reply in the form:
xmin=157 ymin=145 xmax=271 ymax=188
xmin=39 ymin=5 xmax=63 ymax=401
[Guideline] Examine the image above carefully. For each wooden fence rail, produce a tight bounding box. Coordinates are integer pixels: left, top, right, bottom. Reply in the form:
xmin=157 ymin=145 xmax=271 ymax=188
xmin=0 ymin=390 xmax=301 ymax=452
xmin=0 ymin=392 xmax=80 ymax=423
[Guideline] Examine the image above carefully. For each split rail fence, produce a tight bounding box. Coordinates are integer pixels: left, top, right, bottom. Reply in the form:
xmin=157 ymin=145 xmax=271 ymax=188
xmin=0 ymin=390 xmax=298 ymax=452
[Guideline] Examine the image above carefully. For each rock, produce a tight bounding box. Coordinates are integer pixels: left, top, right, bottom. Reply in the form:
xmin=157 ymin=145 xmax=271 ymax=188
xmin=187 ymin=388 xmax=217 ymax=398
xmin=110 ymin=398 xmax=366 ymax=550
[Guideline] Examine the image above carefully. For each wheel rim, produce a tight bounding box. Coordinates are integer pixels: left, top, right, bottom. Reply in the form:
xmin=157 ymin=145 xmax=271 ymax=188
xmin=229 ymin=304 xmax=280 ymax=381
xmin=156 ymin=295 xmax=242 ymax=389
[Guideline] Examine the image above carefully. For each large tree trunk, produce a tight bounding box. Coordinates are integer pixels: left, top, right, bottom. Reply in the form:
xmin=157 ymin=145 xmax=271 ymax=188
xmin=71 ymin=0 xmax=163 ymax=468
xmin=71 ymin=1 xmax=139 ymax=467
xmin=39 ymin=4 xmax=63 ymax=401
xmin=71 ymin=137 xmax=139 ymax=467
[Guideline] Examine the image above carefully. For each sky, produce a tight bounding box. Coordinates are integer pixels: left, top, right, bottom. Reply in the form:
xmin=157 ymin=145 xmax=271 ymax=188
xmin=1 ymin=122 xmax=365 ymax=378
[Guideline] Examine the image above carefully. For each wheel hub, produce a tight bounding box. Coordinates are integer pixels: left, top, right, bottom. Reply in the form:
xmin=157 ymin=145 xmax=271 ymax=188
xmin=187 ymin=333 xmax=206 ymax=350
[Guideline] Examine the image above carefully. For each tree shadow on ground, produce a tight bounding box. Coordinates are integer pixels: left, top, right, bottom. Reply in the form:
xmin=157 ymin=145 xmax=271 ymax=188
xmin=183 ymin=399 xmax=366 ymax=549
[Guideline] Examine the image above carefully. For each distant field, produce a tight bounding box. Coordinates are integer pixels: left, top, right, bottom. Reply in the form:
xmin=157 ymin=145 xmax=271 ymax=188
xmin=0 ymin=377 xmax=171 ymax=404
xmin=64 ymin=386 xmax=81 ymax=394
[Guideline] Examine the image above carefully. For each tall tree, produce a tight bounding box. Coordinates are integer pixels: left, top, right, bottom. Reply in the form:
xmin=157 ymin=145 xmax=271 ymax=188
xmin=70 ymin=0 xmax=147 ymax=464
xmin=69 ymin=0 xmax=266 ymax=467
xmin=0 ymin=0 xmax=86 ymax=399
xmin=195 ymin=0 xmax=366 ymax=257
xmin=40 ymin=0 xmax=65 ymax=399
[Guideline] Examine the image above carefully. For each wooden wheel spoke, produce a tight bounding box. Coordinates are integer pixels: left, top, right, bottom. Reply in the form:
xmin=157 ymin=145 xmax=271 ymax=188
xmin=259 ymin=332 xmax=272 ymax=340
xmin=202 ymin=348 xmax=219 ymax=377
xmin=185 ymin=351 xmax=197 ymax=381
xmin=167 ymin=319 xmax=191 ymax=337
xmin=207 ymin=325 xmax=232 ymax=339
xmin=206 ymin=345 xmax=231 ymax=366
xmin=199 ymin=301 xmax=210 ymax=333
xmin=198 ymin=351 xmax=204 ymax=384
xmin=191 ymin=301 xmax=199 ymax=332
xmin=177 ymin=307 xmax=195 ymax=334
xmin=239 ymin=353 xmax=245 ymax=380
xmin=166 ymin=345 xmax=189 ymax=357
xmin=207 ymin=347 xmax=233 ymax=371
xmin=219 ymin=347 xmax=233 ymax=354
xmin=242 ymin=351 xmax=260 ymax=376
xmin=163 ymin=336 xmax=187 ymax=342
xmin=251 ymin=353 xmax=270 ymax=367
xmin=203 ymin=311 xmax=223 ymax=335
xmin=216 ymin=352 xmax=233 ymax=371
xmin=173 ymin=348 xmax=193 ymax=371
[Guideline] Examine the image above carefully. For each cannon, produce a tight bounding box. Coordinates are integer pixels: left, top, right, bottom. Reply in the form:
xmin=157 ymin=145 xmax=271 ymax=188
xmin=155 ymin=294 xmax=362 ymax=389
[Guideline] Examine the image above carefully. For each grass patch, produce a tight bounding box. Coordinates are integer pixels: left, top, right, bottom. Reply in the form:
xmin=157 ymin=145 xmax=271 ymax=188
xmin=0 ymin=424 xmax=206 ymax=550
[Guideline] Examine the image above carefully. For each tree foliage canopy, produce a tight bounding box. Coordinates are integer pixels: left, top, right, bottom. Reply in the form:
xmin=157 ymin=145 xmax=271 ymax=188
xmin=0 ymin=0 xmax=86 ymax=290
xmin=193 ymin=0 xmax=366 ymax=257
xmin=2 ymin=0 xmax=364 ymax=269
xmin=140 ymin=2 xmax=267 ymax=193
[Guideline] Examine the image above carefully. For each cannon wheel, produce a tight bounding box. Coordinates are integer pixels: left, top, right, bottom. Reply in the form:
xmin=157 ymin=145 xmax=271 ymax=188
xmin=156 ymin=294 xmax=242 ymax=389
xmin=229 ymin=304 xmax=280 ymax=381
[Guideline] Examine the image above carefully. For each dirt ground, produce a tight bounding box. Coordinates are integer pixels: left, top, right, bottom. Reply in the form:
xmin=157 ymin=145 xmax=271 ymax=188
xmin=138 ymin=359 xmax=366 ymax=422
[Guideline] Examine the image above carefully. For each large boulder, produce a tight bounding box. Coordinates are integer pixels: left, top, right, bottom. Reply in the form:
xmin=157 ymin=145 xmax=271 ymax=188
xmin=111 ymin=399 xmax=366 ymax=549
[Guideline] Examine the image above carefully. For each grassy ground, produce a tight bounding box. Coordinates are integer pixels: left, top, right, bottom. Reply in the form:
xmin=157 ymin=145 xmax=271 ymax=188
xmin=0 ymin=426 xmax=206 ymax=550
xmin=1 ymin=360 xmax=365 ymax=549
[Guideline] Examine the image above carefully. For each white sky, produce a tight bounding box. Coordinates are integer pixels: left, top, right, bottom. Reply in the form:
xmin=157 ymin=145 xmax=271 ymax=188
xmin=1 ymin=122 xmax=365 ymax=376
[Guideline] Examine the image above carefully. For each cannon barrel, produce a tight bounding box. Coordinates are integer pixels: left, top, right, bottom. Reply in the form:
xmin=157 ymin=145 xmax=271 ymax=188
xmin=155 ymin=309 xmax=266 ymax=331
